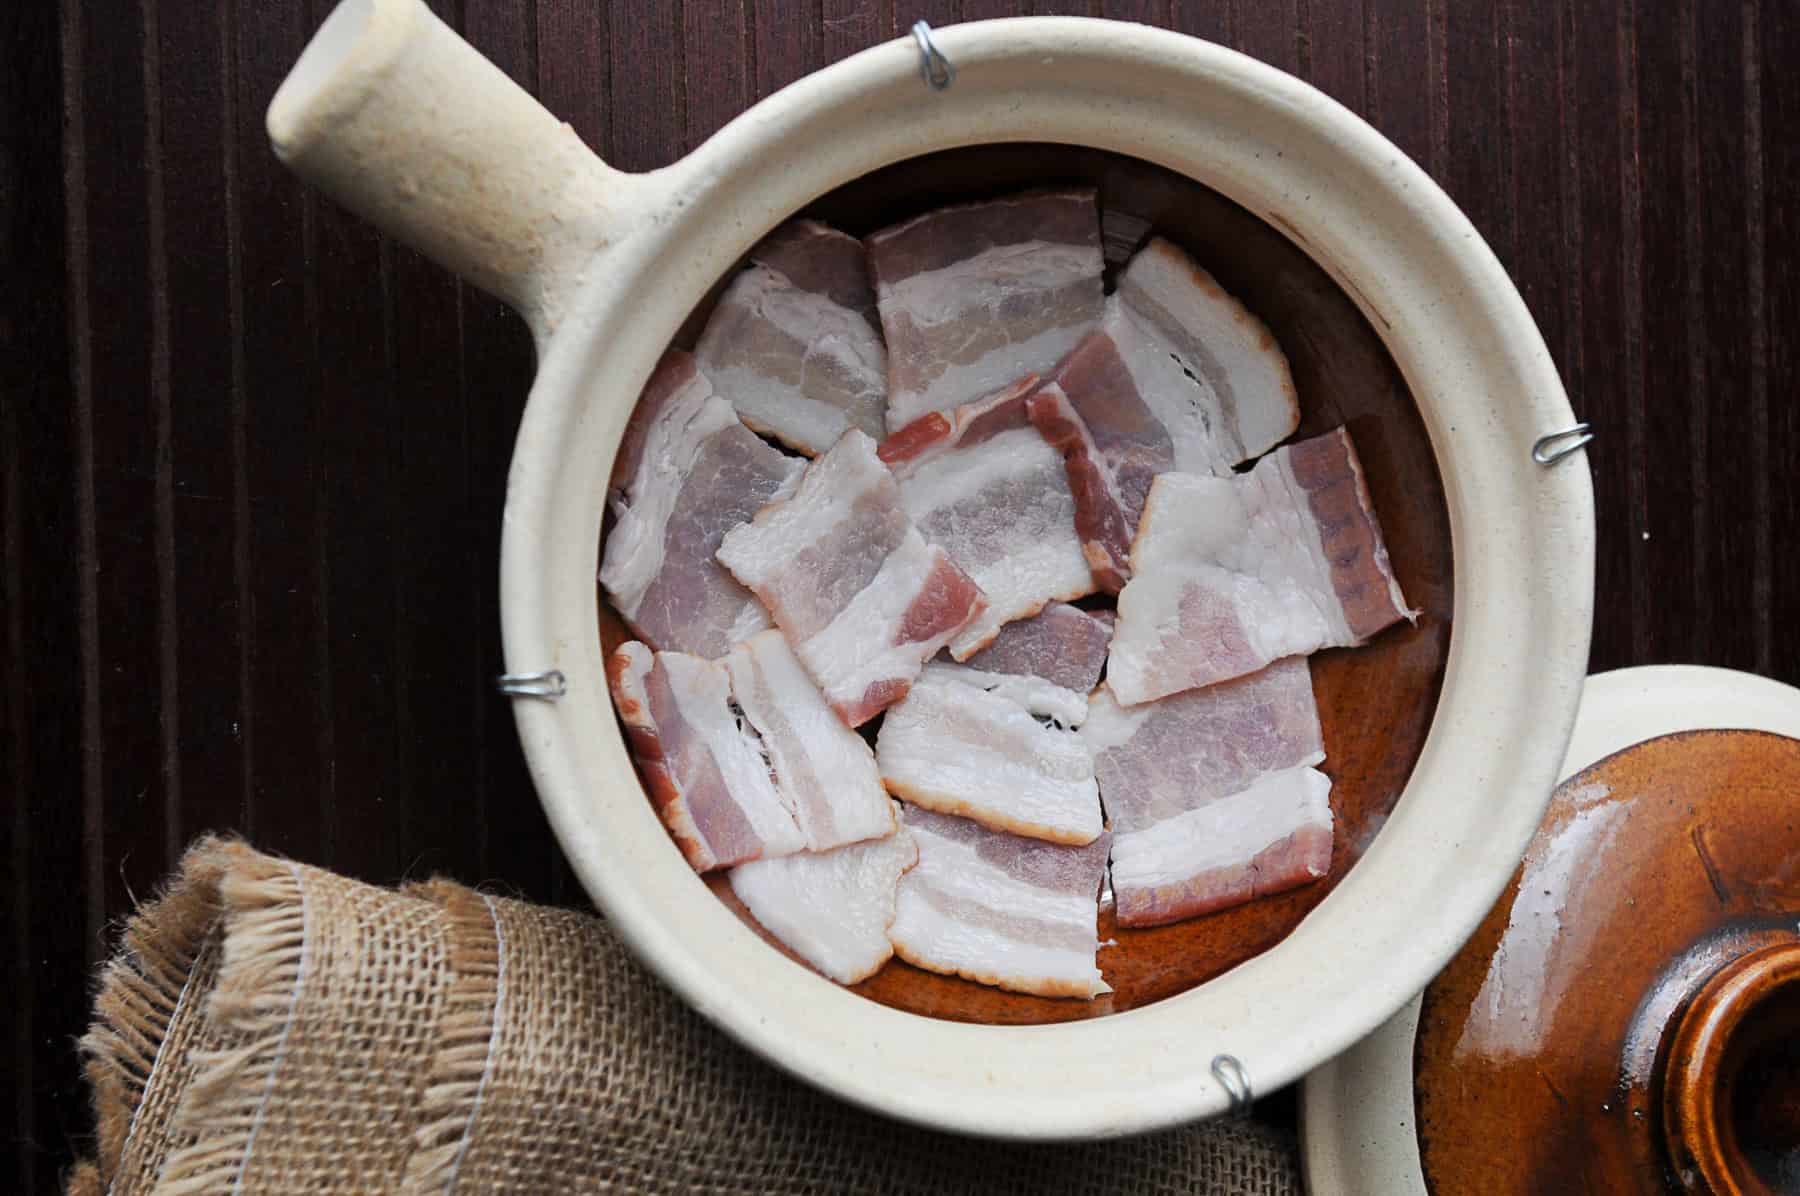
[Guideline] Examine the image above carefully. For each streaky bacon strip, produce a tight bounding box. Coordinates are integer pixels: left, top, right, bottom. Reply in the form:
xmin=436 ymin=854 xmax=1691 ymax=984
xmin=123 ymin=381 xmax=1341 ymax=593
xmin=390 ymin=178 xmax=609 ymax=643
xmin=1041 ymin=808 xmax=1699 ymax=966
xmin=1107 ymin=426 xmax=1416 ymax=705
xmin=1083 ymin=658 xmax=1333 ymax=928
xmin=868 ymin=187 xmax=1104 ymax=430
xmin=888 ymin=805 xmax=1110 ymax=999
xmin=876 ymin=663 xmax=1101 ymax=846
xmin=879 ymin=376 xmax=1096 ymax=658
xmin=715 ymin=429 xmax=985 ymax=727
xmin=600 ymin=350 xmax=803 ymax=659
xmin=608 ymin=641 xmax=805 ymax=873
xmin=695 ymin=220 xmax=887 ymax=456
xmin=721 ymin=630 xmax=895 ymax=851
xmin=1027 ymin=237 xmax=1300 ymax=590
xmin=953 ymin=601 xmax=1114 ymax=696
xmin=729 ymin=816 xmax=918 ymax=985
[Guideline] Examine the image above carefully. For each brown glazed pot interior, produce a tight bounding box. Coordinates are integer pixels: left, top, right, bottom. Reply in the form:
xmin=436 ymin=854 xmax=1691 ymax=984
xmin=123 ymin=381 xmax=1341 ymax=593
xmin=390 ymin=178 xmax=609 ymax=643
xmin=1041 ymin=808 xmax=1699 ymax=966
xmin=1415 ymin=730 xmax=1800 ymax=1194
xmin=600 ymin=143 xmax=1453 ymax=1026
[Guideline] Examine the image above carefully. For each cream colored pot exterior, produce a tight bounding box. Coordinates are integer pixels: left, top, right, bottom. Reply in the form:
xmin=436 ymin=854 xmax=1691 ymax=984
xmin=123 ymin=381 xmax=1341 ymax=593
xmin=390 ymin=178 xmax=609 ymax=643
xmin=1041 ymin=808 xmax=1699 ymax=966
xmin=270 ymin=0 xmax=1595 ymax=1139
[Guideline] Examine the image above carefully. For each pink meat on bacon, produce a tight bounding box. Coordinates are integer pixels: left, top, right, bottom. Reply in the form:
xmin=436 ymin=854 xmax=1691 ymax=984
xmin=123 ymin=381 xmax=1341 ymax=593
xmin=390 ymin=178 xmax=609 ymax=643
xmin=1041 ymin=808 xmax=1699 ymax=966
xmin=954 ymin=602 xmax=1114 ymax=696
xmin=600 ymin=350 xmax=804 ymax=658
xmin=868 ymin=187 xmax=1104 ymax=430
xmin=715 ymin=429 xmax=985 ymax=727
xmin=1027 ymin=236 xmax=1300 ymax=590
xmin=608 ymin=641 xmax=805 ymax=873
xmin=695 ymin=220 xmax=887 ymax=456
xmin=1084 ymin=657 xmax=1333 ymax=927
xmin=1107 ymin=427 xmax=1417 ymax=705
xmin=879 ymin=377 xmax=1096 ymax=658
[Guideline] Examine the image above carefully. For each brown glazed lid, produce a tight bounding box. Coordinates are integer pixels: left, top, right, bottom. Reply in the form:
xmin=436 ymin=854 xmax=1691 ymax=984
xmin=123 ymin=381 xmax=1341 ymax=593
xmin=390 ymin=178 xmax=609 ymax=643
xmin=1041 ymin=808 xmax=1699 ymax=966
xmin=1414 ymin=730 xmax=1800 ymax=1194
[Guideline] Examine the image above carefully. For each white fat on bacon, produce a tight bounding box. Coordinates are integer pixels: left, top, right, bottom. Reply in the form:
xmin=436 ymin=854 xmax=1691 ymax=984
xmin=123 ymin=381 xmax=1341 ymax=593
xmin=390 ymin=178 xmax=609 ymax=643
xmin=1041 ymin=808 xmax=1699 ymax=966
xmin=729 ymin=816 xmax=917 ymax=985
xmin=721 ymin=630 xmax=895 ymax=850
xmin=608 ymin=641 xmax=805 ymax=873
xmin=1085 ymin=658 xmax=1333 ymax=928
xmin=695 ymin=220 xmax=888 ymax=456
xmin=1108 ymin=427 xmax=1416 ymax=704
xmin=600 ymin=351 xmax=804 ymax=659
xmin=880 ymin=378 xmax=1096 ymax=658
xmin=888 ymin=805 xmax=1110 ymax=999
xmin=716 ymin=429 xmax=986 ymax=727
xmin=1027 ymin=237 xmax=1300 ymax=590
xmin=877 ymin=662 xmax=1100 ymax=846
xmin=868 ymin=188 xmax=1104 ymax=430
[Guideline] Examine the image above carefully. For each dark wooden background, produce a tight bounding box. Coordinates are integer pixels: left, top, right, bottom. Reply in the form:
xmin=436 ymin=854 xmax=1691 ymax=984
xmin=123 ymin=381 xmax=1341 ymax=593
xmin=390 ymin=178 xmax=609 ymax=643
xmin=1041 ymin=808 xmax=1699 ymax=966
xmin=5 ymin=0 xmax=1795 ymax=1188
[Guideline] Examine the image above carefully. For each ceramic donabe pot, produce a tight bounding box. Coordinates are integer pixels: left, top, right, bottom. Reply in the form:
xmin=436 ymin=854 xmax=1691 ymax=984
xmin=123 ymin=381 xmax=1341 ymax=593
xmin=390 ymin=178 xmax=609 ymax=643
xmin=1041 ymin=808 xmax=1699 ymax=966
xmin=268 ymin=0 xmax=1594 ymax=1138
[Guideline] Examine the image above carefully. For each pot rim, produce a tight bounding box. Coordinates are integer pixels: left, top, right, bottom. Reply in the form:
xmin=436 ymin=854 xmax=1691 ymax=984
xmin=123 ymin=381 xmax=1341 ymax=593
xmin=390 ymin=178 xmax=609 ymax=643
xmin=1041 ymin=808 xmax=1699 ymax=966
xmin=502 ymin=17 xmax=1594 ymax=1139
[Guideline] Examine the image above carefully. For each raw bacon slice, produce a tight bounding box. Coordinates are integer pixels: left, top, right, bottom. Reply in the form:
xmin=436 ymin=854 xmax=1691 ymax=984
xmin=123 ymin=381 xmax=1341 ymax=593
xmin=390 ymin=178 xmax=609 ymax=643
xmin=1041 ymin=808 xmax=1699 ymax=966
xmin=1107 ymin=766 xmax=1333 ymax=927
xmin=955 ymin=601 xmax=1114 ymax=695
xmin=1107 ymin=427 xmax=1415 ymax=704
xmin=729 ymin=818 xmax=918 ymax=984
xmin=888 ymin=805 xmax=1110 ymax=999
xmin=715 ymin=429 xmax=986 ymax=727
xmin=877 ymin=662 xmax=1100 ymax=845
xmin=1027 ymin=236 xmax=1300 ymax=590
xmin=721 ymin=630 xmax=895 ymax=850
xmin=868 ymin=187 xmax=1104 ymax=430
xmin=608 ymin=641 xmax=804 ymax=873
xmin=880 ymin=377 xmax=1095 ymax=658
xmin=1084 ymin=657 xmax=1332 ymax=927
xmin=694 ymin=220 xmax=887 ymax=456
xmin=600 ymin=350 xmax=804 ymax=659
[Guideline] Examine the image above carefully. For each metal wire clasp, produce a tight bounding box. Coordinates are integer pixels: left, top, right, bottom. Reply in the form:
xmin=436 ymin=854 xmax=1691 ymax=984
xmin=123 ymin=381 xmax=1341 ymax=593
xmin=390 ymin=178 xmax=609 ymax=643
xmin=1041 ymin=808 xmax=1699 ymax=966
xmin=1211 ymin=1054 xmax=1254 ymax=1116
xmin=495 ymin=670 xmax=567 ymax=700
xmin=1532 ymin=422 xmax=1594 ymax=465
xmin=912 ymin=21 xmax=955 ymax=91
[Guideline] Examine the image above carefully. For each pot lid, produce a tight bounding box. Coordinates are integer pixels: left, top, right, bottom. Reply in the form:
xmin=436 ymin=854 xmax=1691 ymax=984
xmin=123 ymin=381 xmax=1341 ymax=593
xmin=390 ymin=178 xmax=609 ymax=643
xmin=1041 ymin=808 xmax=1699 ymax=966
xmin=1303 ymin=665 xmax=1800 ymax=1195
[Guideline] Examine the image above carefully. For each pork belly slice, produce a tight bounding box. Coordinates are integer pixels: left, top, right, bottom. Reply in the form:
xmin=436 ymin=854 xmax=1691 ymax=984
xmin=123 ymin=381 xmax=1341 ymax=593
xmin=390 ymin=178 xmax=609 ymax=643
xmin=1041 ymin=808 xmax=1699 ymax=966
xmin=877 ymin=662 xmax=1100 ymax=845
xmin=869 ymin=187 xmax=1104 ymax=430
xmin=880 ymin=377 xmax=1095 ymax=658
xmin=1109 ymin=766 xmax=1333 ymax=927
xmin=695 ymin=220 xmax=887 ymax=456
xmin=729 ymin=817 xmax=918 ymax=985
xmin=608 ymin=641 xmax=805 ymax=873
xmin=1027 ymin=236 xmax=1300 ymax=590
xmin=1085 ymin=658 xmax=1331 ymax=926
xmin=1084 ymin=658 xmax=1325 ymax=831
xmin=715 ymin=429 xmax=986 ymax=727
xmin=1108 ymin=426 xmax=1416 ymax=704
xmin=721 ymin=630 xmax=895 ymax=850
xmin=888 ymin=805 xmax=1110 ymax=999
xmin=600 ymin=350 xmax=805 ymax=658
xmin=955 ymin=601 xmax=1114 ymax=695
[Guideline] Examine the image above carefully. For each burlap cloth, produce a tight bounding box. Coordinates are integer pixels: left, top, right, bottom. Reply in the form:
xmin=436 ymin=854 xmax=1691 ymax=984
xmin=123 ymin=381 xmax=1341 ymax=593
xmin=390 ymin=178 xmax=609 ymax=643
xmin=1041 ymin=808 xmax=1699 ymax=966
xmin=68 ymin=837 xmax=1302 ymax=1194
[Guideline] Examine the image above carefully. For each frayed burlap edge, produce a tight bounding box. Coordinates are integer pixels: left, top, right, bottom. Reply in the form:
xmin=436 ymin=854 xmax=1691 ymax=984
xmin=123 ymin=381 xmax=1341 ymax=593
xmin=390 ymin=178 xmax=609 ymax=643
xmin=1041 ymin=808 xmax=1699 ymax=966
xmin=150 ymin=851 xmax=309 ymax=1195
xmin=70 ymin=836 xmax=257 ymax=1195
xmin=398 ymin=880 xmax=502 ymax=1196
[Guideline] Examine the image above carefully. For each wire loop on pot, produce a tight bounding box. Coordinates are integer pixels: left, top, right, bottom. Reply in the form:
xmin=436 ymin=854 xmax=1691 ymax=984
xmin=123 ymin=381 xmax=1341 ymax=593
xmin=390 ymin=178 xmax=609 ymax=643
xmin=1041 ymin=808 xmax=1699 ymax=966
xmin=1211 ymin=1054 xmax=1254 ymax=1116
xmin=912 ymin=21 xmax=955 ymax=91
xmin=496 ymin=670 xmax=567 ymax=700
xmin=1532 ymin=422 xmax=1594 ymax=465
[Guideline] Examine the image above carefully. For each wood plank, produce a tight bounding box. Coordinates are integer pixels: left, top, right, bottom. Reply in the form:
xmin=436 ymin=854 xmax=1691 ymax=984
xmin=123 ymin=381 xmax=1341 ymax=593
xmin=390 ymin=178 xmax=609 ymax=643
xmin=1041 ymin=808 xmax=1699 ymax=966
xmin=156 ymin=0 xmax=248 ymax=869
xmin=684 ymin=0 xmax=750 ymax=148
xmin=1634 ymin=0 xmax=1704 ymax=664
xmin=755 ymin=0 xmax=822 ymax=99
xmin=1307 ymin=0 xmax=1367 ymax=115
xmin=1233 ymin=0 xmax=1300 ymax=72
xmin=5 ymin=0 xmax=80 ymax=1183
xmin=1766 ymin=0 xmax=1799 ymax=684
xmin=1693 ymin=0 xmax=1762 ymax=672
xmin=608 ymin=0 xmax=683 ymax=172
xmin=536 ymin=0 xmax=609 ymax=156
xmin=823 ymin=0 xmax=892 ymax=59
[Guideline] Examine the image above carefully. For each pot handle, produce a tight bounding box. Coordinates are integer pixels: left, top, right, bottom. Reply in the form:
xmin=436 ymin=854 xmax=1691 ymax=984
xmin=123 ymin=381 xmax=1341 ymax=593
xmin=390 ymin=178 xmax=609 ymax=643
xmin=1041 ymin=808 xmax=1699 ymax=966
xmin=267 ymin=0 xmax=628 ymax=338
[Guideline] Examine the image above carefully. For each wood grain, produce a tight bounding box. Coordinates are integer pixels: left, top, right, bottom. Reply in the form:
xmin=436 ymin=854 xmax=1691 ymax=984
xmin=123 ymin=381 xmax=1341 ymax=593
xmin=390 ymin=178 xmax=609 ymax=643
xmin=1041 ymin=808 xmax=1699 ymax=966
xmin=7 ymin=0 xmax=1797 ymax=1182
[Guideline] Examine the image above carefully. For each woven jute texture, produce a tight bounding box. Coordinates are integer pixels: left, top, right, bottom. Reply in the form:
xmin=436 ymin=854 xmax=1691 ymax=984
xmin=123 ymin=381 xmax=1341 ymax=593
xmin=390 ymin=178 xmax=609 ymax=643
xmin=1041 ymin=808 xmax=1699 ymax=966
xmin=69 ymin=837 xmax=1302 ymax=1195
